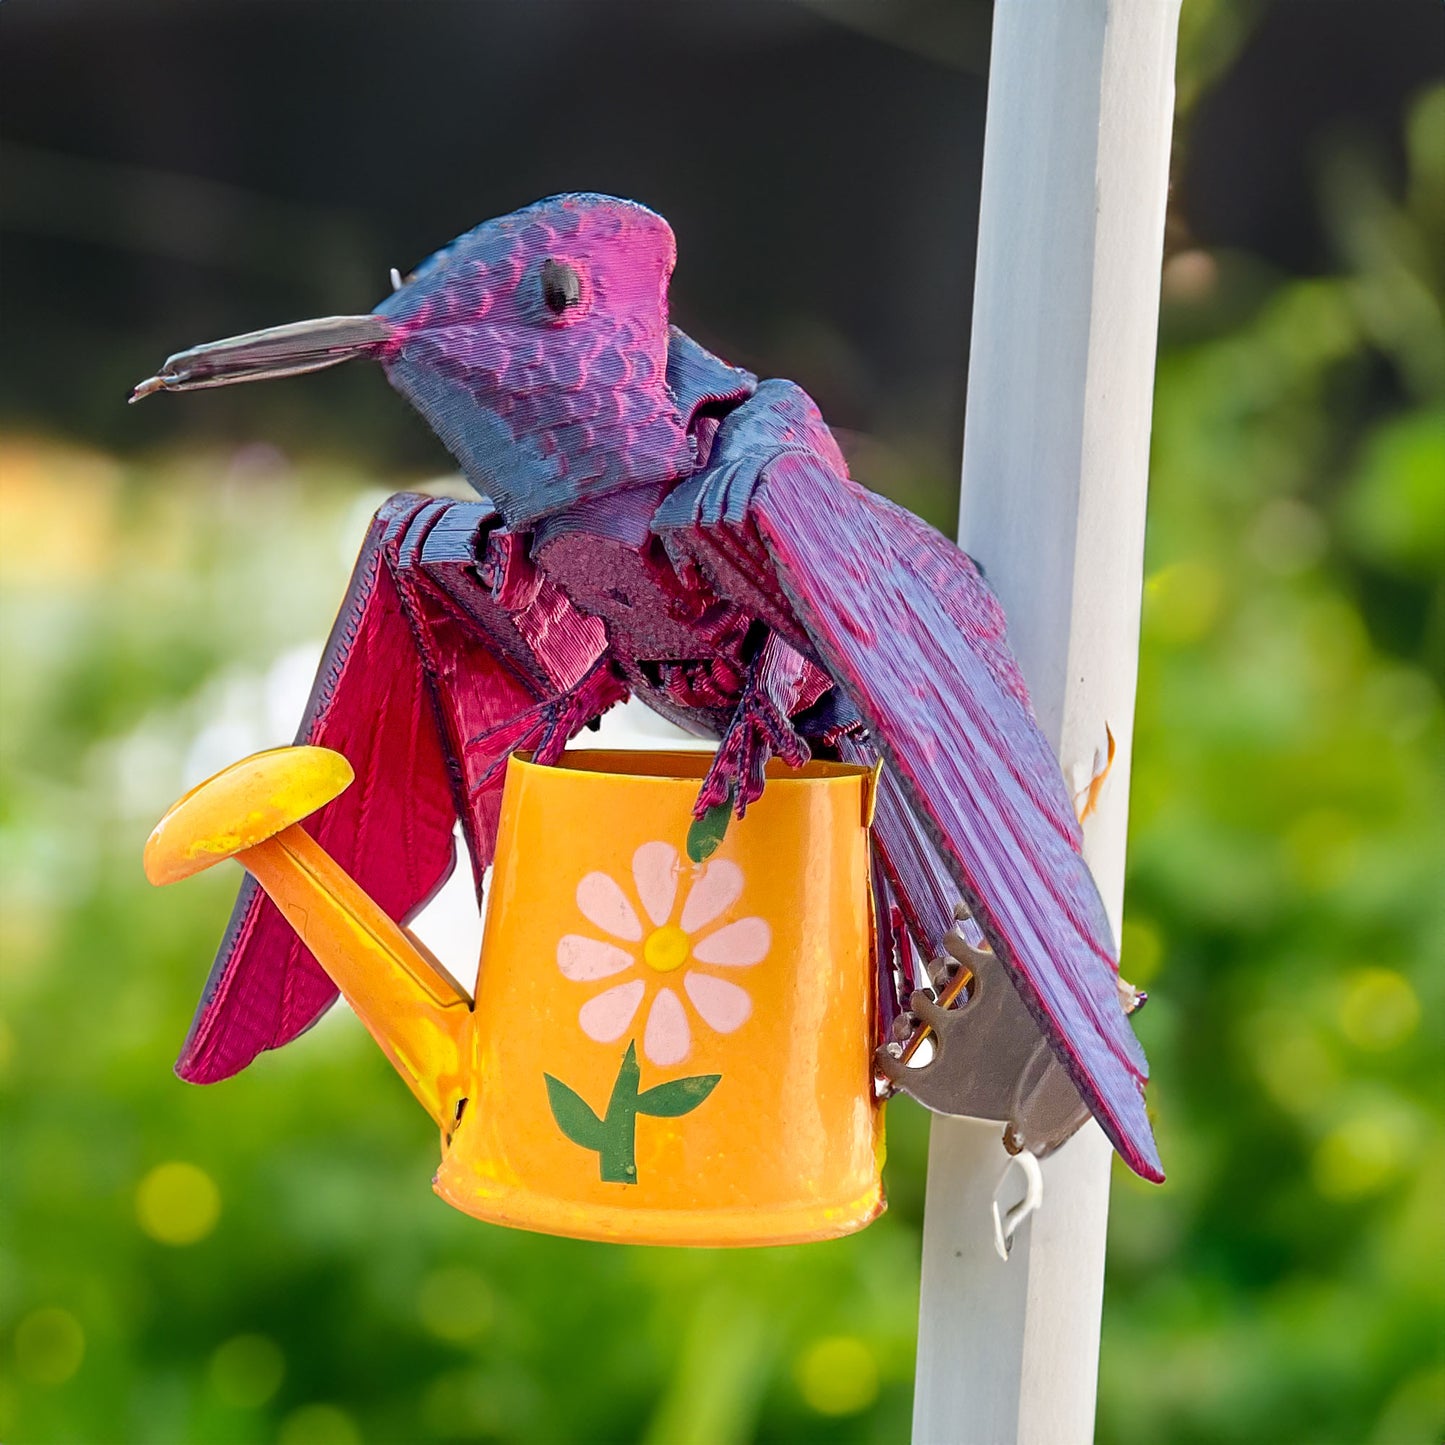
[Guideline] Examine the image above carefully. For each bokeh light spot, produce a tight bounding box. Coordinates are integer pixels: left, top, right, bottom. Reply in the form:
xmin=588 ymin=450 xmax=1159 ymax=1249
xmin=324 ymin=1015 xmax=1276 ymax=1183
xmin=1120 ymin=917 xmax=1164 ymax=985
xmin=1246 ymin=1013 xmax=1340 ymax=1117
xmin=14 ymin=1306 xmax=85 ymax=1385
xmin=1302 ymin=595 xmax=1369 ymax=677
xmin=278 ymin=1403 xmax=361 ymax=1445
xmin=1312 ymin=1113 xmax=1410 ymax=1200
xmin=1161 ymin=248 xmax=1219 ymax=305
xmin=423 ymin=1369 xmax=500 ymax=1436
xmin=1246 ymin=497 xmax=1327 ymax=576
xmin=1339 ymin=969 xmax=1420 ymax=1052
xmin=794 ymin=1335 xmax=879 ymax=1416
xmin=209 ymin=1333 xmax=285 ymax=1408
xmin=0 ymin=440 xmax=121 ymax=584
xmin=1143 ymin=561 xmax=1225 ymax=645
xmin=1360 ymin=664 xmax=1440 ymax=746
xmin=1371 ymin=1365 xmax=1445 ymax=1445
xmin=417 ymin=1266 xmax=495 ymax=1343
xmin=1282 ymin=809 xmax=1359 ymax=892
xmin=135 ymin=1161 xmax=220 ymax=1245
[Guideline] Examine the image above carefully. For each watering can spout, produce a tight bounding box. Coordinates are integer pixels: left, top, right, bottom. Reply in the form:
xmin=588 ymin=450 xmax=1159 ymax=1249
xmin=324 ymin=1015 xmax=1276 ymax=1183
xmin=144 ymin=747 xmax=472 ymax=1130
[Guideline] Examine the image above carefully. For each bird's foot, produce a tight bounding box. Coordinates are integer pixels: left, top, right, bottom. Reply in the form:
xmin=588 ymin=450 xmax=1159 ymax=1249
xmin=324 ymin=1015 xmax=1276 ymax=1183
xmin=694 ymin=685 xmax=810 ymax=821
xmin=1118 ymin=976 xmax=1148 ymax=1015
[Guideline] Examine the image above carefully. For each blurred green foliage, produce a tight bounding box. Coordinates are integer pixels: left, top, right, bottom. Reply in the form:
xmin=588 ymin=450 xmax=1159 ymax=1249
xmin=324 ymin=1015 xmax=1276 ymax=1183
xmin=1098 ymin=80 xmax=1445 ymax=1445
xmin=2 ymin=52 xmax=1442 ymax=1445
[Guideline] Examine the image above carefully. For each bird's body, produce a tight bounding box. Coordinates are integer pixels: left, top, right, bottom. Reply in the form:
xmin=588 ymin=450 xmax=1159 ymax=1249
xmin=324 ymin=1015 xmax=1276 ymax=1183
xmin=136 ymin=194 xmax=1161 ymax=1180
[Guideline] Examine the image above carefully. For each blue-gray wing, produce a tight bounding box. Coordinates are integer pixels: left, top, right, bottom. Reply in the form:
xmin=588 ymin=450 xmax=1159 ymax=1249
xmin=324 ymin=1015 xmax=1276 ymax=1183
xmin=663 ymin=437 xmax=1161 ymax=1181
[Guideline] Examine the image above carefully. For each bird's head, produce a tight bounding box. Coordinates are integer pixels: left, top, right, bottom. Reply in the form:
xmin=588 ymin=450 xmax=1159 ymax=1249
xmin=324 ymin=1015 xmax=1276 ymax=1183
xmin=133 ymin=195 xmax=745 ymax=525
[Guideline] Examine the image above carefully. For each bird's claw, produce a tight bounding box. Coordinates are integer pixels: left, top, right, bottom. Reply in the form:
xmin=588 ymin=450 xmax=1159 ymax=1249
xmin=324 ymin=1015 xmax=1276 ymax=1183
xmin=695 ymin=687 xmax=809 ymax=819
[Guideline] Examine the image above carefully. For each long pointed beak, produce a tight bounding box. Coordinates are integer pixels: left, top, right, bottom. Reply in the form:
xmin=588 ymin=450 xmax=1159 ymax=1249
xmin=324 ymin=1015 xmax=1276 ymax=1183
xmin=130 ymin=314 xmax=395 ymax=403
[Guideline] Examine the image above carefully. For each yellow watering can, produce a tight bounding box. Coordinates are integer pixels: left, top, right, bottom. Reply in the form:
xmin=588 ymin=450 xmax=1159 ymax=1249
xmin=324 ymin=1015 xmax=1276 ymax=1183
xmin=146 ymin=745 xmax=885 ymax=1246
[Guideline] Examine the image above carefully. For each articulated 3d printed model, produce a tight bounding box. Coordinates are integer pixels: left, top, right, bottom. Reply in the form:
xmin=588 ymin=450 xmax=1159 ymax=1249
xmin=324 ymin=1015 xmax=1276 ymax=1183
xmin=138 ymin=195 xmax=1158 ymax=1245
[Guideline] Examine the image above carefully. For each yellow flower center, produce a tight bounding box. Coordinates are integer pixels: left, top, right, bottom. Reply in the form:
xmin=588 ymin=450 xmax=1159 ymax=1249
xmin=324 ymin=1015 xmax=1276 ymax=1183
xmin=643 ymin=924 xmax=690 ymax=973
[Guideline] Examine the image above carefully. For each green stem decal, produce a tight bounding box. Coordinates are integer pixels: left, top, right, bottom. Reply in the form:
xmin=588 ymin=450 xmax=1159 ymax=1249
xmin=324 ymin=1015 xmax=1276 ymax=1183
xmin=544 ymin=1042 xmax=721 ymax=1185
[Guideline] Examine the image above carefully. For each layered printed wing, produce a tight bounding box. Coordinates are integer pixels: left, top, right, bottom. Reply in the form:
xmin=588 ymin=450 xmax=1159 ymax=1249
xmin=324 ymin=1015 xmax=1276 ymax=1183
xmin=661 ymin=410 xmax=1160 ymax=1180
xmin=177 ymin=493 xmax=623 ymax=1083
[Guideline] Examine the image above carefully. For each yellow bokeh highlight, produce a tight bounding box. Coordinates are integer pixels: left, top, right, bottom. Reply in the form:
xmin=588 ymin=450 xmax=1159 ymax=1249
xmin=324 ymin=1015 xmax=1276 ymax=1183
xmin=1303 ymin=594 xmax=1369 ymax=677
xmin=1312 ymin=1114 xmax=1411 ymax=1201
xmin=794 ymin=1335 xmax=880 ymax=1417
xmin=14 ymin=1306 xmax=85 ymax=1385
xmin=209 ymin=1333 xmax=285 ymax=1408
xmin=1253 ymin=1027 xmax=1341 ymax=1117
xmin=1143 ymin=560 xmax=1225 ymax=645
xmin=277 ymin=1403 xmax=362 ymax=1445
xmin=1282 ymin=808 xmax=1360 ymax=892
xmin=0 ymin=903 xmax=57 ymax=993
xmin=0 ymin=439 xmax=121 ymax=587
xmin=1338 ymin=969 xmax=1420 ymax=1051
xmin=1120 ymin=917 xmax=1164 ymax=985
xmin=1371 ymin=1366 xmax=1445 ymax=1445
xmin=416 ymin=1267 xmax=495 ymax=1343
xmin=135 ymin=1161 xmax=221 ymax=1245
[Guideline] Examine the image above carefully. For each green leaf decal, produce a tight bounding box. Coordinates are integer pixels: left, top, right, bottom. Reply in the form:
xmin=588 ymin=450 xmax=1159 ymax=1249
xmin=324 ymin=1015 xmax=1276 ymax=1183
xmin=636 ymin=1075 xmax=722 ymax=1117
xmin=543 ymin=1074 xmax=604 ymax=1151
xmin=687 ymin=799 xmax=732 ymax=863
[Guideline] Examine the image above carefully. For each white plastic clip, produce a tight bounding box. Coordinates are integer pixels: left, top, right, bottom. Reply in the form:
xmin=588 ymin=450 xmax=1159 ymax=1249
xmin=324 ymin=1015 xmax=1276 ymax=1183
xmin=389 ymin=267 xmax=405 ymax=293
xmin=991 ymin=1148 xmax=1043 ymax=1260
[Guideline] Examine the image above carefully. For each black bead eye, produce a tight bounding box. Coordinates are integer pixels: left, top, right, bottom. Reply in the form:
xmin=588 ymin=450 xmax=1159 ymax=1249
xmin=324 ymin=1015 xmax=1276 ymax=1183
xmin=541 ymin=258 xmax=581 ymax=315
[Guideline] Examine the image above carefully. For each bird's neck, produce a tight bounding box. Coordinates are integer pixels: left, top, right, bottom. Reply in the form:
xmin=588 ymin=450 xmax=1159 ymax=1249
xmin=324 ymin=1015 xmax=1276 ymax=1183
xmin=382 ymin=327 xmax=756 ymax=531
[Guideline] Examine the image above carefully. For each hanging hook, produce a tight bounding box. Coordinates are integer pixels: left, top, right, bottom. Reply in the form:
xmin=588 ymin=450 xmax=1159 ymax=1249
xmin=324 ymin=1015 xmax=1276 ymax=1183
xmin=991 ymin=1148 xmax=1043 ymax=1260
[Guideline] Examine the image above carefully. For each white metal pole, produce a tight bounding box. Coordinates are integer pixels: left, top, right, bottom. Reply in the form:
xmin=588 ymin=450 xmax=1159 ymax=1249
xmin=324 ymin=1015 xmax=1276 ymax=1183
xmin=912 ymin=2 xmax=1181 ymax=1442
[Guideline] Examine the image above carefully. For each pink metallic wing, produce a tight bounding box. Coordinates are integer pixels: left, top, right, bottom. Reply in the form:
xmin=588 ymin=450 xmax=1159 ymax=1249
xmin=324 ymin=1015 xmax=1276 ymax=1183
xmin=744 ymin=454 xmax=1162 ymax=1182
xmin=176 ymin=493 xmax=622 ymax=1084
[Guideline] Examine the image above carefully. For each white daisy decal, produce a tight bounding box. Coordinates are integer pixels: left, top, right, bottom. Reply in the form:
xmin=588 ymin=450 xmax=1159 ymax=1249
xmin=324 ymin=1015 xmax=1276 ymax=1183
xmin=557 ymin=841 xmax=770 ymax=1067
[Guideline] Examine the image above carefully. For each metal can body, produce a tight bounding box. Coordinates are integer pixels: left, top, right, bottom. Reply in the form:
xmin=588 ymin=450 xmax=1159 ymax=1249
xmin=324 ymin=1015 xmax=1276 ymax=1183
xmin=436 ymin=749 xmax=885 ymax=1246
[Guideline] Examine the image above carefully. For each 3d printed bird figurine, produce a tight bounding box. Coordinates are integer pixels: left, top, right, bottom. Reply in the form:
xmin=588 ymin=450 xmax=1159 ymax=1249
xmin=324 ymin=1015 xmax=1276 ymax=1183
xmin=135 ymin=193 xmax=1161 ymax=1183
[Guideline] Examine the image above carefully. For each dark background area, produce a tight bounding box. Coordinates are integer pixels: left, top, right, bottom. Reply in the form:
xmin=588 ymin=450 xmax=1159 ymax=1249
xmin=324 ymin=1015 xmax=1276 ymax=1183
xmin=3 ymin=2 xmax=1438 ymax=503
xmin=3 ymin=1 xmax=993 ymax=504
